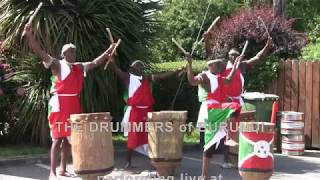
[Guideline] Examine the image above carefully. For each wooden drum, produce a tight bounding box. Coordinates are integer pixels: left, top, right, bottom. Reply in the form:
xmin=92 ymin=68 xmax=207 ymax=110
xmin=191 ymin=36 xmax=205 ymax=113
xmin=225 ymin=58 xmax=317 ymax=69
xmin=239 ymin=122 xmax=275 ymax=180
xmin=147 ymin=111 xmax=187 ymax=177
xmin=70 ymin=112 xmax=114 ymax=180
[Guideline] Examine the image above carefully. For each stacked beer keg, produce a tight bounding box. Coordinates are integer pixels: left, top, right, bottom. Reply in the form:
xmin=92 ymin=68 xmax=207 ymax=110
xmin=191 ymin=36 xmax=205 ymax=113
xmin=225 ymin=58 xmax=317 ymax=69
xmin=280 ymin=111 xmax=305 ymax=156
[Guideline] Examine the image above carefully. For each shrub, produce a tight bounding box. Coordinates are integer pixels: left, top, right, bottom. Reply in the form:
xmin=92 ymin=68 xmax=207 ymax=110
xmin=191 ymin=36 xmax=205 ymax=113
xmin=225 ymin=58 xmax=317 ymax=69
xmin=206 ymin=6 xmax=308 ymax=59
xmin=147 ymin=60 xmax=206 ymax=121
xmin=0 ymin=54 xmax=19 ymax=144
xmin=147 ymin=60 xmax=207 ymax=73
xmin=244 ymin=55 xmax=280 ymax=91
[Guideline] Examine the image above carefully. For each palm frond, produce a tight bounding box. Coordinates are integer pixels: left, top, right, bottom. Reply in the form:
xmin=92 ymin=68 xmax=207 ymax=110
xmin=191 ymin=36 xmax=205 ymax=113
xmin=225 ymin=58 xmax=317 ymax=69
xmin=0 ymin=0 xmax=160 ymax=145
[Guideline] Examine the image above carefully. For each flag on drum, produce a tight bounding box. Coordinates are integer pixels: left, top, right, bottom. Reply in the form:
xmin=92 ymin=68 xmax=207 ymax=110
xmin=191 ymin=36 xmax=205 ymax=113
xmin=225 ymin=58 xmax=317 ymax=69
xmin=204 ymin=102 xmax=241 ymax=151
xmin=239 ymin=131 xmax=274 ymax=171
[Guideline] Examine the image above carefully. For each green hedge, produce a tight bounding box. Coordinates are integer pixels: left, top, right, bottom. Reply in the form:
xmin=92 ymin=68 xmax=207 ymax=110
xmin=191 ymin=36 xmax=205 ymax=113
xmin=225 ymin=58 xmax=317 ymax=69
xmin=147 ymin=60 xmax=207 ymax=73
xmin=244 ymin=55 xmax=280 ymax=91
xmin=147 ymin=60 xmax=206 ymax=122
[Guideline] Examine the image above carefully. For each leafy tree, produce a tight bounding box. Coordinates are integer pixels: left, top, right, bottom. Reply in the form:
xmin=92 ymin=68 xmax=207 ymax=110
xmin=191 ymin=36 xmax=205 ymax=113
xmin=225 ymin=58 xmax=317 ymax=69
xmin=286 ymin=0 xmax=320 ymax=42
xmin=150 ymin=0 xmax=243 ymax=62
xmin=286 ymin=0 xmax=320 ymax=61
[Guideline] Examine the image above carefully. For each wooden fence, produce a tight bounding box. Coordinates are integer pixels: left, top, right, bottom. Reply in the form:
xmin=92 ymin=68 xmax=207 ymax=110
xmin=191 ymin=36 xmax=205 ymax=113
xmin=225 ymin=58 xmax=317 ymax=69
xmin=266 ymin=60 xmax=320 ymax=148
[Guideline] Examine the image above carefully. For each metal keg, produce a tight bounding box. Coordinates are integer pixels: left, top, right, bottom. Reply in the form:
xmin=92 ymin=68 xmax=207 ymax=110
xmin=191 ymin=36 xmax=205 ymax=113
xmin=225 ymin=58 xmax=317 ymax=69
xmin=282 ymin=135 xmax=305 ymax=156
xmin=279 ymin=111 xmax=305 ymax=156
xmin=280 ymin=111 xmax=304 ymax=135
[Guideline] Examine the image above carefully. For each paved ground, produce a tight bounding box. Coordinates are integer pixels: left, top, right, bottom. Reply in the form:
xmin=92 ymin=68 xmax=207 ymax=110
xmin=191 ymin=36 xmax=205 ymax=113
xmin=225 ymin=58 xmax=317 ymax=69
xmin=1 ymin=149 xmax=320 ymax=180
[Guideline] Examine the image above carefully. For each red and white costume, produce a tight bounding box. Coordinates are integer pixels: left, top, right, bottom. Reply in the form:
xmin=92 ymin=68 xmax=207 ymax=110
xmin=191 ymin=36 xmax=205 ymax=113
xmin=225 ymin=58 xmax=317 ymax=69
xmin=222 ymin=61 xmax=245 ymax=106
xmin=122 ymin=74 xmax=154 ymax=155
xmin=221 ymin=61 xmax=244 ymax=132
xmin=48 ymin=60 xmax=84 ymax=141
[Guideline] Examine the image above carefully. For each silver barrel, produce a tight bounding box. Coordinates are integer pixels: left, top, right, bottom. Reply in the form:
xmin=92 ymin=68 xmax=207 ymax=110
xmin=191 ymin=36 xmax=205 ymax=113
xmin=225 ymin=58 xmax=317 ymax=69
xmin=279 ymin=111 xmax=305 ymax=156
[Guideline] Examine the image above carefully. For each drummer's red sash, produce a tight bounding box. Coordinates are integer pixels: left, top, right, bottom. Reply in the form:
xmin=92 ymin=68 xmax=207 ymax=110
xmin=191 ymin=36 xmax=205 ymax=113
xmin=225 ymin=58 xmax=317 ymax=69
xmin=239 ymin=132 xmax=274 ymax=172
xmin=127 ymin=79 xmax=154 ymax=154
xmin=222 ymin=68 xmax=243 ymax=98
xmin=222 ymin=68 xmax=243 ymax=131
xmin=48 ymin=64 xmax=83 ymax=139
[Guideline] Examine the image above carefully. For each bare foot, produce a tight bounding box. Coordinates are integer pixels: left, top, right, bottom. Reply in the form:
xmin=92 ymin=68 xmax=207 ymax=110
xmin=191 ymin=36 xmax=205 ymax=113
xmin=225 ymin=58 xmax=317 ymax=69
xmin=58 ymin=170 xmax=74 ymax=177
xmin=49 ymin=172 xmax=58 ymax=180
xmin=224 ymin=139 xmax=238 ymax=147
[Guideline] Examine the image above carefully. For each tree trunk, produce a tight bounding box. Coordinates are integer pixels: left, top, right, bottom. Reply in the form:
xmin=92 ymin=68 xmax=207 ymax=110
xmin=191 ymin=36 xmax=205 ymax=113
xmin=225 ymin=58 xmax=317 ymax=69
xmin=273 ymin=0 xmax=286 ymax=16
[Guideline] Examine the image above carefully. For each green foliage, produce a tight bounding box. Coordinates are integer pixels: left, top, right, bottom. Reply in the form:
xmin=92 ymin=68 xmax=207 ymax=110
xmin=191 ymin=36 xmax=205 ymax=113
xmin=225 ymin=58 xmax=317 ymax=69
xmin=244 ymin=55 xmax=280 ymax=91
xmin=0 ymin=0 xmax=160 ymax=145
xmin=152 ymin=78 xmax=200 ymax=122
xmin=0 ymin=54 xmax=19 ymax=144
xmin=0 ymin=145 xmax=48 ymax=157
xmin=184 ymin=126 xmax=200 ymax=145
xmin=147 ymin=60 xmax=206 ymax=121
xmin=150 ymin=0 xmax=243 ymax=62
xmin=287 ymin=0 xmax=320 ymax=42
xmin=0 ymin=0 xmax=160 ymax=61
xmin=302 ymin=41 xmax=320 ymax=61
xmin=7 ymin=54 xmax=51 ymax=146
xmin=147 ymin=59 xmax=206 ymax=73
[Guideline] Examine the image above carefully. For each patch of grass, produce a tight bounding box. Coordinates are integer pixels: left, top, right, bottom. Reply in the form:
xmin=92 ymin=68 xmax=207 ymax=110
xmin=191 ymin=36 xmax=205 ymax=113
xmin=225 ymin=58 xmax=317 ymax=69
xmin=112 ymin=133 xmax=127 ymax=143
xmin=112 ymin=128 xmax=200 ymax=145
xmin=184 ymin=126 xmax=200 ymax=145
xmin=112 ymin=133 xmax=127 ymax=149
xmin=0 ymin=145 xmax=48 ymax=158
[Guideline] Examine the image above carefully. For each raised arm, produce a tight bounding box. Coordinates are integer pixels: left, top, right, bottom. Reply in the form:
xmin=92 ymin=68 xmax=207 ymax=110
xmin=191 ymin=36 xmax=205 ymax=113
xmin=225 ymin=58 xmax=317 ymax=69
xmin=244 ymin=37 xmax=273 ymax=67
xmin=223 ymin=56 xmax=242 ymax=84
xmin=23 ymin=23 xmax=60 ymax=74
xmin=75 ymin=43 xmax=115 ymax=72
xmin=186 ymin=53 xmax=202 ymax=86
xmin=109 ymin=59 xmax=130 ymax=85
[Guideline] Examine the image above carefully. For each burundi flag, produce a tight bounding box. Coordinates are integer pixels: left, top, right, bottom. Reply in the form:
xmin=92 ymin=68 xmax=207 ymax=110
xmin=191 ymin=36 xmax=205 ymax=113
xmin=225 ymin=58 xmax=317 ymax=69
xmin=239 ymin=131 xmax=274 ymax=172
xmin=204 ymin=102 xmax=241 ymax=152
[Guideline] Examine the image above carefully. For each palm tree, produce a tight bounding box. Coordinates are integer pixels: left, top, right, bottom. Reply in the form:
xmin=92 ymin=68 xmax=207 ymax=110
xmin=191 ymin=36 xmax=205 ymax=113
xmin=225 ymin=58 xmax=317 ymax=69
xmin=0 ymin=0 xmax=160 ymax=146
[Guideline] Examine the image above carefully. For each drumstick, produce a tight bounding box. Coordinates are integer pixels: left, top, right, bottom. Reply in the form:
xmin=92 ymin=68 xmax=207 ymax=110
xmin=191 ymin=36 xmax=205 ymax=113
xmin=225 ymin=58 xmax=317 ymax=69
xmin=106 ymin=28 xmax=117 ymax=56
xmin=104 ymin=39 xmax=121 ymax=70
xmin=172 ymin=38 xmax=188 ymax=55
xmin=241 ymin=40 xmax=249 ymax=56
xmin=110 ymin=39 xmax=121 ymax=56
xmin=258 ymin=16 xmax=271 ymax=37
xmin=198 ymin=16 xmax=220 ymax=43
xmin=106 ymin=28 xmax=114 ymax=43
xmin=22 ymin=2 xmax=43 ymax=37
